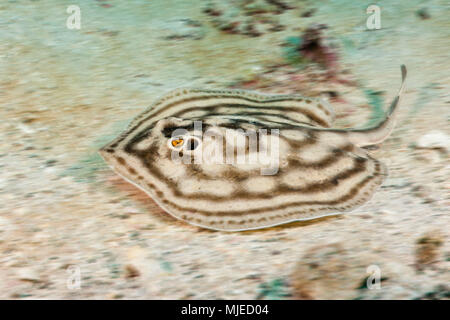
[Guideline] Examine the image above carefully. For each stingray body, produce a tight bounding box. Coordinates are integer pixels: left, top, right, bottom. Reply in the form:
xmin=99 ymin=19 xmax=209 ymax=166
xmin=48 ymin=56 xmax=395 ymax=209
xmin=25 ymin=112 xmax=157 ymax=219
xmin=100 ymin=66 xmax=407 ymax=231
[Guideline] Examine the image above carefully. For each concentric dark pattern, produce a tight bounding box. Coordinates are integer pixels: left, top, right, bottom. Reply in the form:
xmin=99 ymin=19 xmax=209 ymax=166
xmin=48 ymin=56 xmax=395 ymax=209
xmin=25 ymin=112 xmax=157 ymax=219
xmin=100 ymin=67 xmax=406 ymax=230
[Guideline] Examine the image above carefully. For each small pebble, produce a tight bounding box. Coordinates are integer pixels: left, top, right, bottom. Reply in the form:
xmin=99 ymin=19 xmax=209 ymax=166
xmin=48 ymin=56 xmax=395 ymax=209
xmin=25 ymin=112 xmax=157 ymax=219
xmin=415 ymin=230 xmax=444 ymax=270
xmin=124 ymin=264 xmax=140 ymax=278
xmin=416 ymin=131 xmax=449 ymax=153
xmin=416 ymin=8 xmax=431 ymax=20
xmin=17 ymin=268 xmax=41 ymax=283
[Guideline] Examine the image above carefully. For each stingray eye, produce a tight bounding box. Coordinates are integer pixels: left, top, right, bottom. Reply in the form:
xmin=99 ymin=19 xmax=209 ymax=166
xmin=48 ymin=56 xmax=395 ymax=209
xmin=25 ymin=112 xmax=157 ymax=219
xmin=168 ymin=136 xmax=185 ymax=150
xmin=168 ymin=135 xmax=201 ymax=152
xmin=171 ymin=138 xmax=184 ymax=147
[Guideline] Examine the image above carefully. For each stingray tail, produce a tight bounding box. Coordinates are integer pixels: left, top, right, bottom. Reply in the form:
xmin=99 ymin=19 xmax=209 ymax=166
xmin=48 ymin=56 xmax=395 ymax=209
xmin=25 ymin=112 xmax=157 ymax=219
xmin=345 ymin=65 xmax=407 ymax=147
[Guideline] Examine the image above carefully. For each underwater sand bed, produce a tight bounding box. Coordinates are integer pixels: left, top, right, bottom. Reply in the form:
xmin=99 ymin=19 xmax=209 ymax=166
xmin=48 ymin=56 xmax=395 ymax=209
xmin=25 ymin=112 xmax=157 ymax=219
xmin=0 ymin=0 xmax=448 ymax=299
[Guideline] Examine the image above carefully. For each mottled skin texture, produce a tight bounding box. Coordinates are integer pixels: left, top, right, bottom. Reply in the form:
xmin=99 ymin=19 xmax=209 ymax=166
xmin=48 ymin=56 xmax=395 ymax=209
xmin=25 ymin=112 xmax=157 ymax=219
xmin=100 ymin=66 xmax=406 ymax=231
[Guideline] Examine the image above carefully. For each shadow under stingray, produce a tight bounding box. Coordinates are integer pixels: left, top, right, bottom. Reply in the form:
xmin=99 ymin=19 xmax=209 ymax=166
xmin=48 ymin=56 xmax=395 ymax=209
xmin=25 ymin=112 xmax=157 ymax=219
xmin=238 ymin=214 xmax=343 ymax=235
xmin=104 ymin=174 xmax=342 ymax=233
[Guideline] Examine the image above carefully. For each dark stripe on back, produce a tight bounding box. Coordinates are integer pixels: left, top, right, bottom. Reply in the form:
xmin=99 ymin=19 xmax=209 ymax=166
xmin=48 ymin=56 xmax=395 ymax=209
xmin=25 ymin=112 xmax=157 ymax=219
xmin=173 ymin=104 xmax=330 ymax=127
xmin=113 ymin=94 xmax=330 ymax=148
xmin=119 ymin=145 xmax=382 ymax=217
xmin=122 ymin=138 xmax=374 ymax=205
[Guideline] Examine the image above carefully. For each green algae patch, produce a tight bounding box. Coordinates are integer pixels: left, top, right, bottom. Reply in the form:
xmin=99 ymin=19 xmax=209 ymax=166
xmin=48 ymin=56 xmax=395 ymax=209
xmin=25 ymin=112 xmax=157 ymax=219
xmin=282 ymin=36 xmax=307 ymax=67
xmin=363 ymin=89 xmax=385 ymax=127
xmin=257 ymin=278 xmax=291 ymax=300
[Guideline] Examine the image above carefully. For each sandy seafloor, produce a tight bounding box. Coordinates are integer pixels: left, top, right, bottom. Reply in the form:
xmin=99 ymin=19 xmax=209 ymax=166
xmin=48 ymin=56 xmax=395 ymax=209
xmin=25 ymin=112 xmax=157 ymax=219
xmin=0 ymin=0 xmax=448 ymax=299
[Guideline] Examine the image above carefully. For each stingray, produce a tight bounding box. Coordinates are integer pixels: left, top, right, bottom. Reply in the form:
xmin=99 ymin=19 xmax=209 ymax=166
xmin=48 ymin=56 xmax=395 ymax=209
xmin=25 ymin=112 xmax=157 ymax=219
xmin=100 ymin=65 xmax=407 ymax=231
